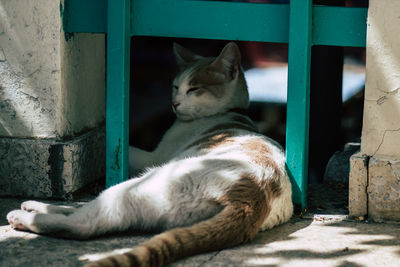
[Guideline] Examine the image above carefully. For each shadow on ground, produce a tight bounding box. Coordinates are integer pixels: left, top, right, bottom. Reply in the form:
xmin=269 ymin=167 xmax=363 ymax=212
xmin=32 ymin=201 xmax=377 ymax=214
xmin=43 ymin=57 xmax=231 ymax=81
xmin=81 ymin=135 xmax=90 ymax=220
xmin=1 ymin=182 xmax=399 ymax=267
xmin=0 ymin=199 xmax=310 ymax=267
xmin=172 ymin=216 xmax=400 ymax=267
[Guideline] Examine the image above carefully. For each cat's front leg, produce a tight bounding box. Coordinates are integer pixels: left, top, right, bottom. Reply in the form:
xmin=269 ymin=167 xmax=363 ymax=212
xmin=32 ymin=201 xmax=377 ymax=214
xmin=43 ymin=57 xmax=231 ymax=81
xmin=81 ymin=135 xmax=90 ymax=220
xmin=21 ymin=200 xmax=77 ymax=215
xmin=7 ymin=210 xmax=45 ymax=232
xmin=7 ymin=205 xmax=96 ymax=239
xmin=7 ymin=201 xmax=78 ymax=233
xmin=6 ymin=177 xmax=145 ymax=239
xmin=6 ymin=209 xmax=90 ymax=238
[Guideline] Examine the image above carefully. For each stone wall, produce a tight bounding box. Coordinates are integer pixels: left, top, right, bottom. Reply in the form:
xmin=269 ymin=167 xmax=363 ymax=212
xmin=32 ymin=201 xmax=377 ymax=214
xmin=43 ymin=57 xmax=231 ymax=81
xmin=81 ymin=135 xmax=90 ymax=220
xmin=0 ymin=0 xmax=105 ymax=199
xmin=0 ymin=129 xmax=105 ymax=199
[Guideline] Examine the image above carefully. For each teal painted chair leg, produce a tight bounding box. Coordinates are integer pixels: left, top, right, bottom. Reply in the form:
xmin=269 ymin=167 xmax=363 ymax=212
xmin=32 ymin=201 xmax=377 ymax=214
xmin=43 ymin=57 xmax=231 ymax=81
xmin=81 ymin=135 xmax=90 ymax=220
xmin=286 ymin=0 xmax=313 ymax=209
xmin=62 ymin=0 xmax=367 ymax=206
xmin=106 ymin=0 xmax=131 ymax=187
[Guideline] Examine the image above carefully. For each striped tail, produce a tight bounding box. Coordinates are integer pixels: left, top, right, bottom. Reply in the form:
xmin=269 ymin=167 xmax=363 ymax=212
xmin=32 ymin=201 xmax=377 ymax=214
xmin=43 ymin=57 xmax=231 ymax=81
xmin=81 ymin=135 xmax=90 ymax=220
xmin=86 ymin=175 xmax=273 ymax=267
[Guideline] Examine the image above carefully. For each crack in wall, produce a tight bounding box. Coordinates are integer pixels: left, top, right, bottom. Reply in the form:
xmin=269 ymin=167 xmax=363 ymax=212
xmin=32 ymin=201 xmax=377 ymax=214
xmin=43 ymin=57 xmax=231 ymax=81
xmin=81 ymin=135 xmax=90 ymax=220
xmin=372 ymin=127 xmax=400 ymax=156
xmin=365 ymin=155 xmax=370 ymax=219
xmin=376 ymin=86 xmax=400 ymax=95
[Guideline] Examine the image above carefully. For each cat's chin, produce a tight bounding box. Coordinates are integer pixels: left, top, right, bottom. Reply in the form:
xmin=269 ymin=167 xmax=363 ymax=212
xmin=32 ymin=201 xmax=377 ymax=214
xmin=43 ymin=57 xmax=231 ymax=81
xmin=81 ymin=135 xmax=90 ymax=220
xmin=175 ymin=113 xmax=194 ymax=121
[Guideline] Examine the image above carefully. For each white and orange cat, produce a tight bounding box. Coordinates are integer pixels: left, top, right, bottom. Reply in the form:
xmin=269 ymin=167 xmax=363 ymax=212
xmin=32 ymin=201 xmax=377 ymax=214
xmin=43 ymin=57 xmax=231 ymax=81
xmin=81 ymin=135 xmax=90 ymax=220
xmin=7 ymin=42 xmax=293 ymax=266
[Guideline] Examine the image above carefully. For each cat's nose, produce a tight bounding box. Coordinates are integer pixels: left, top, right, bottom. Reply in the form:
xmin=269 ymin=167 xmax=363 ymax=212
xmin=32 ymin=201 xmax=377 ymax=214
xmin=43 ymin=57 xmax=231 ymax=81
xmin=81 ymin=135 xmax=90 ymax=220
xmin=172 ymin=101 xmax=180 ymax=110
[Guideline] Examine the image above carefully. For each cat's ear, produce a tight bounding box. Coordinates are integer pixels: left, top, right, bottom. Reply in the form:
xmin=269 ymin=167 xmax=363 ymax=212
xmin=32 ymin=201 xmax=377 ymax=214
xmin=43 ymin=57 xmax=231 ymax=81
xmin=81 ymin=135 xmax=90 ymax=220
xmin=173 ymin=43 xmax=201 ymax=67
xmin=210 ymin=42 xmax=241 ymax=81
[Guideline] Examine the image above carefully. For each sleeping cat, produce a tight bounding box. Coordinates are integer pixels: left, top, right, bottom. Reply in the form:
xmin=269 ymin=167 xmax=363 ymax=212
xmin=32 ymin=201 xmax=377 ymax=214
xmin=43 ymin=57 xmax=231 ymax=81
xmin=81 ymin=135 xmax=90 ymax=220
xmin=7 ymin=42 xmax=293 ymax=266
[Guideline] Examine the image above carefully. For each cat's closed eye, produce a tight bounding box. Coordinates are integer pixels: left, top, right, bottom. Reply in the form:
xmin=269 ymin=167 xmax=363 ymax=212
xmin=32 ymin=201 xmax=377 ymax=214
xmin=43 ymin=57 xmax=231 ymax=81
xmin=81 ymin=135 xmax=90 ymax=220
xmin=186 ymin=87 xmax=201 ymax=94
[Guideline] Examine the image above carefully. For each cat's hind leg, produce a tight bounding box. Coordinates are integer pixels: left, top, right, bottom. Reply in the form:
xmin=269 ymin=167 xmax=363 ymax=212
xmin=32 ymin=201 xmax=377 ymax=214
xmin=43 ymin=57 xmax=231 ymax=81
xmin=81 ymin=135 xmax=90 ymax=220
xmin=21 ymin=200 xmax=77 ymax=215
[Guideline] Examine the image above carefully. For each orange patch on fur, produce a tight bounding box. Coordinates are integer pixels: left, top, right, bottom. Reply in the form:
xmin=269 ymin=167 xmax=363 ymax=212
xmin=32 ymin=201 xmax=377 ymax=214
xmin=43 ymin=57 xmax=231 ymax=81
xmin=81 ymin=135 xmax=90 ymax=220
xmin=241 ymin=139 xmax=275 ymax=168
xmin=218 ymin=174 xmax=271 ymax=241
xmin=241 ymin=139 xmax=282 ymax=198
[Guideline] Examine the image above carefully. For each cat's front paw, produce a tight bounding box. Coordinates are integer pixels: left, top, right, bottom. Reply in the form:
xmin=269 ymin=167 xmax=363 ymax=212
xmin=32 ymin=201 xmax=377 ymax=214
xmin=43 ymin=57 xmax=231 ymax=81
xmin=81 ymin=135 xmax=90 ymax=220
xmin=7 ymin=210 xmax=35 ymax=232
xmin=21 ymin=200 xmax=47 ymax=213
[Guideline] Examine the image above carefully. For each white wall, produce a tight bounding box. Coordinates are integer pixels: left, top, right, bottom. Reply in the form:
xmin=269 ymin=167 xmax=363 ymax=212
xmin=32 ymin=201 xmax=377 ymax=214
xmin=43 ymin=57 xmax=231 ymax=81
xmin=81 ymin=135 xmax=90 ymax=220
xmin=0 ymin=0 xmax=106 ymax=198
xmin=361 ymin=0 xmax=400 ymax=158
xmin=0 ymin=0 xmax=105 ymax=139
xmin=350 ymin=0 xmax=400 ymax=221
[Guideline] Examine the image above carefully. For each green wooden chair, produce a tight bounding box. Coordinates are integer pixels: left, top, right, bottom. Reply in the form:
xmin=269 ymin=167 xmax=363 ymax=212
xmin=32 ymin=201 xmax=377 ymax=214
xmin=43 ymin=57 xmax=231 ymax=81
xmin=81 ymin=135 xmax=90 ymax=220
xmin=64 ymin=0 xmax=367 ymax=209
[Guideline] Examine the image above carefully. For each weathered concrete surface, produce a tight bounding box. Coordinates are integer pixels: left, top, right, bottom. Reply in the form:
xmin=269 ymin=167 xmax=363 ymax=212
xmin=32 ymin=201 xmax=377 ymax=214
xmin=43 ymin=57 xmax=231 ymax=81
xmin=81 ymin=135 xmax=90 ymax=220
xmin=349 ymin=153 xmax=368 ymax=218
xmin=0 ymin=0 xmax=105 ymax=138
xmin=0 ymin=0 xmax=106 ymax=198
xmin=0 ymin=128 xmax=105 ymax=199
xmin=0 ymin=0 xmax=61 ymax=138
xmin=0 ymin=197 xmax=399 ymax=267
xmin=351 ymin=0 xmax=400 ymax=222
xmin=351 ymin=0 xmax=400 ymax=223
xmin=368 ymin=156 xmax=400 ymax=222
xmin=60 ymin=33 xmax=106 ymax=137
xmin=349 ymin=154 xmax=400 ymax=222
xmin=361 ymin=0 xmax=400 ymax=158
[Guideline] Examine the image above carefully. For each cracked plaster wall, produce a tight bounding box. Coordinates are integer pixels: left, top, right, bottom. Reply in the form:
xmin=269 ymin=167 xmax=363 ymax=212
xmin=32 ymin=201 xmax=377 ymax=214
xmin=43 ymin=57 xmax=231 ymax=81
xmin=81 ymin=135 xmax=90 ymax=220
xmin=350 ymin=0 xmax=400 ymax=221
xmin=0 ymin=0 xmax=61 ymax=138
xmin=0 ymin=1 xmax=106 ymax=198
xmin=361 ymin=0 xmax=400 ymax=158
xmin=60 ymin=33 xmax=105 ymax=137
xmin=0 ymin=0 xmax=105 ymax=139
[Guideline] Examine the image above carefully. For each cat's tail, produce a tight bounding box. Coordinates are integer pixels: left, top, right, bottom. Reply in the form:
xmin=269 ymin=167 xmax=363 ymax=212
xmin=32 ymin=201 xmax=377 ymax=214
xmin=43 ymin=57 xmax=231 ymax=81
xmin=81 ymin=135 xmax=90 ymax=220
xmin=85 ymin=175 xmax=276 ymax=267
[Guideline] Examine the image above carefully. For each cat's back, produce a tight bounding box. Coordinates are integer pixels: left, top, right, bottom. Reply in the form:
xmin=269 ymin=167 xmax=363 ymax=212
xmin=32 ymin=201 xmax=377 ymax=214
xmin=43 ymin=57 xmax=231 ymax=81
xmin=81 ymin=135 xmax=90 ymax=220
xmin=165 ymin=111 xmax=285 ymax=168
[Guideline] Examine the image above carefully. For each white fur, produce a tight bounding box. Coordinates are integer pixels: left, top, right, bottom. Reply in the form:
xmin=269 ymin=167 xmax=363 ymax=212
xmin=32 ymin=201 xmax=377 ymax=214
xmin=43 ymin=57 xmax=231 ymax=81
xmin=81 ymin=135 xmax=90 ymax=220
xmin=7 ymin=42 xmax=293 ymax=241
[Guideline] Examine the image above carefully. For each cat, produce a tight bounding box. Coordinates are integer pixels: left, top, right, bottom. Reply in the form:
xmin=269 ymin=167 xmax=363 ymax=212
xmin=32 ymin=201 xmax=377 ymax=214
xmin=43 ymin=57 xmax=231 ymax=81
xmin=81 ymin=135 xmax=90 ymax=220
xmin=7 ymin=42 xmax=293 ymax=266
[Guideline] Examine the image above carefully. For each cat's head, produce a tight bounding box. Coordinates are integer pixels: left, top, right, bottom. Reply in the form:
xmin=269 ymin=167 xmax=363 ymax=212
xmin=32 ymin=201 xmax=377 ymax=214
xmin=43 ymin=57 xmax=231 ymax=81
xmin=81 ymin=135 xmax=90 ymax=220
xmin=172 ymin=42 xmax=249 ymax=121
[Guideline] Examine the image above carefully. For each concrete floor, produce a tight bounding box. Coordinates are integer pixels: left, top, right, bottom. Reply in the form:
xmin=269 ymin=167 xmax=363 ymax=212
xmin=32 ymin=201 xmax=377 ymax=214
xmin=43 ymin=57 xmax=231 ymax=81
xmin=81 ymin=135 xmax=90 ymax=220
xmin=1 ymin=185 xmax=399 ymax=267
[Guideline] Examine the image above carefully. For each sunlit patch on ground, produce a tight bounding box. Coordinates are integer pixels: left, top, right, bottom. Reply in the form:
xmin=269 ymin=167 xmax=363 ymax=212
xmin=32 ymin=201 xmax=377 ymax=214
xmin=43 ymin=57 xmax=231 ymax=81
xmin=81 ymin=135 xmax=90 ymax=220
xmin=79 ymin=248 xmax=132 ymax=262
xmin=0 ymin=193 xmax=399 ymax=267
